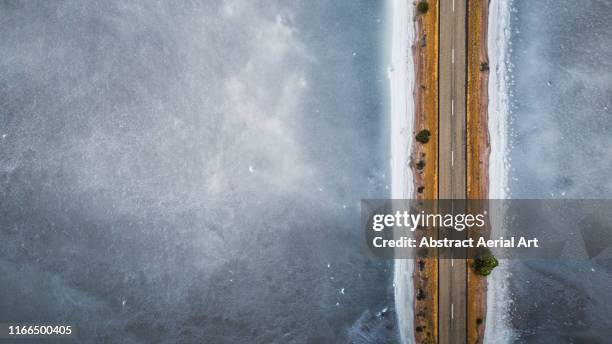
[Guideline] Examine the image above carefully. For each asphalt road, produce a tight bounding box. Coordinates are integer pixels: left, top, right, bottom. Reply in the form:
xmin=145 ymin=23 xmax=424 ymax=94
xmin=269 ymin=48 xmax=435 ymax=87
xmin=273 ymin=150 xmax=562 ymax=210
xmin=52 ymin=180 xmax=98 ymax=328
xmin=438 ymin=0 xmax=468 ymax=343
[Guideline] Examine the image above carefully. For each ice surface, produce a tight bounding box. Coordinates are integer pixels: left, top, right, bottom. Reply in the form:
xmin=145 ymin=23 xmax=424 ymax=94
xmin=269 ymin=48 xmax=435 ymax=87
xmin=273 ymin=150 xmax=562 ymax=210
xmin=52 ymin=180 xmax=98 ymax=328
xmin=0 ymin=1 xmax=397 ymax=343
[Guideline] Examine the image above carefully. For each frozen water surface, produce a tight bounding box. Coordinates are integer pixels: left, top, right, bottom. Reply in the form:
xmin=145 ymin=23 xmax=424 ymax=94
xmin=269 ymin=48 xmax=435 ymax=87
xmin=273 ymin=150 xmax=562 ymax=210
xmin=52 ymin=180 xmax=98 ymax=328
xmin=0 ymin=1 xmax=398 ymax=343
xmin=489 ymin=0 xmax=612 ymax=342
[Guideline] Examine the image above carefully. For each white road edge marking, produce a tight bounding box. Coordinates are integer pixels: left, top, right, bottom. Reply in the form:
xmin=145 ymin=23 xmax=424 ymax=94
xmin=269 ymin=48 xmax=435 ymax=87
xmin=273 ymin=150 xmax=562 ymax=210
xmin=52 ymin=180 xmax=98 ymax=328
xmin=453 ymin=0 xmax=455 ymax=12
xmin=452 ymin=48 xmax=455 ymax=64
xmin=451 ymin=98 xmax=454 ymax=116
xmin=451 ymin=150 xmax=454 ymax=166
xmin=451 ymin=259 xmax=454 ymax=267
xmin=451 ymin=303 xmax=454 ymax=319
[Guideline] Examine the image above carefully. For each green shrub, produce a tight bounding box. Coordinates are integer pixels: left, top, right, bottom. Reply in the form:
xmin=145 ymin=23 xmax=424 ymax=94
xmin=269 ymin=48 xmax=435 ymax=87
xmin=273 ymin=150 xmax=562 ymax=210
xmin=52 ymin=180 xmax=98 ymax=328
xmin=415 ymin=129 xmax=431 ymax=144
xmin=472 ymin=250 xmax=498 ymax=276
xmin=415 ymin=160 xmax=425 ymax=170
xmin=417 ymin=1 xmax=429 ymax=14
xmin=479 ymin=61 xmax=489 ymax=72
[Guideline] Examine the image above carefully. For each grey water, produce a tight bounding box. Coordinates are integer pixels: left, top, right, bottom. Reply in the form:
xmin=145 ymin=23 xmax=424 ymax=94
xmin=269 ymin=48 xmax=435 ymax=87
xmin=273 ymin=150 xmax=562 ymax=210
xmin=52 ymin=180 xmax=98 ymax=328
xmin=0 ymin=1 xmax=398 ymax=343
xmin=506 ymin=0 xmax=612 ymax=342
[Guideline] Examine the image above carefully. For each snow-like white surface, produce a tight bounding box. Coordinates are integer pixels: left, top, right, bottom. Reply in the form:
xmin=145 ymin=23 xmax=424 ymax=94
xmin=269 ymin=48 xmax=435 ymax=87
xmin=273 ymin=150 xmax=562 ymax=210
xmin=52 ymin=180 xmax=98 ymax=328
xmin=388 ymin=0 xmax=415 ymax=343
xmin=485 ymin=0 xmax=514 ymax=342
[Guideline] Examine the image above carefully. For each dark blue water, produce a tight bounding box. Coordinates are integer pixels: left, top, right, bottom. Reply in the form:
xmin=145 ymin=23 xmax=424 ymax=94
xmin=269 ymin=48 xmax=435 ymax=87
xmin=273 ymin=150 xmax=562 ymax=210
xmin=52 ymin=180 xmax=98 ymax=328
xmin=507 ymin=0 xmax=612 ymax=342
xmin=0 ymin=1 xmax=397 ymax=343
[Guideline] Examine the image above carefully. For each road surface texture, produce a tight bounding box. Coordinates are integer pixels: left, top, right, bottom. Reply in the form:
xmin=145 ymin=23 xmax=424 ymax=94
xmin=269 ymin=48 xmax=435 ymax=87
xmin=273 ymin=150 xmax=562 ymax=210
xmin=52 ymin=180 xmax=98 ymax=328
xmin=438 ymin=0 xmax=467 ymax=343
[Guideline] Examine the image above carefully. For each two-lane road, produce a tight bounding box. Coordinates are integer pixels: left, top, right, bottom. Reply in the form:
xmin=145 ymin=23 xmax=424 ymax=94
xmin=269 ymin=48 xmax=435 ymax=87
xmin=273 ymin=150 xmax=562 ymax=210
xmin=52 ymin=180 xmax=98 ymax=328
xmin=438 ymin=0 xmax=467 ymax=343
